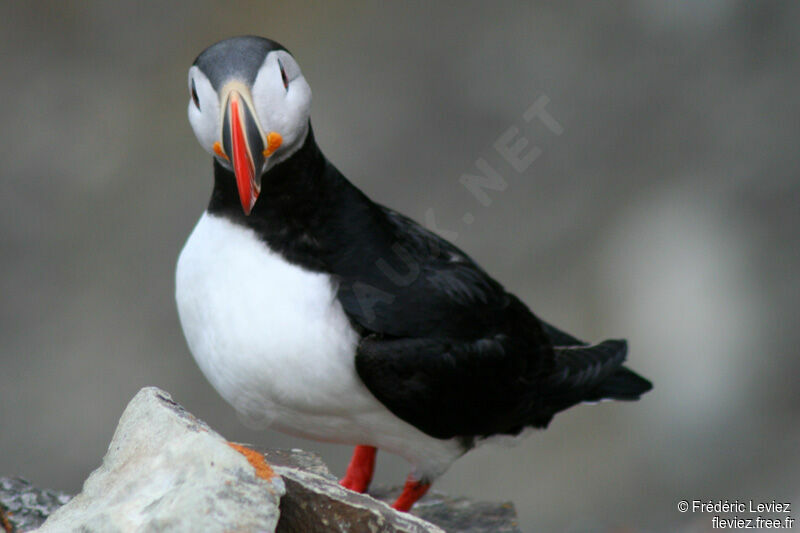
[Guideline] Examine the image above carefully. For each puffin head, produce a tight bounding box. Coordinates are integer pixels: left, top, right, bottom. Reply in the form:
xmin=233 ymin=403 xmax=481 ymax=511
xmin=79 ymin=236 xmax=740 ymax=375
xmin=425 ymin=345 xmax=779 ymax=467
xmin=188 ymin=36 xmax=312 ymax=215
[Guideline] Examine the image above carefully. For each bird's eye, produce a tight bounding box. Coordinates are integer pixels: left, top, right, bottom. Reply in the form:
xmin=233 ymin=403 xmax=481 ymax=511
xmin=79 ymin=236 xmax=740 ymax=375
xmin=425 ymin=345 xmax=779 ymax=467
xmin=278 ymin=58 xmax=289 ymax=91
xmin=191 ymin=78 xmax=200 ymax=110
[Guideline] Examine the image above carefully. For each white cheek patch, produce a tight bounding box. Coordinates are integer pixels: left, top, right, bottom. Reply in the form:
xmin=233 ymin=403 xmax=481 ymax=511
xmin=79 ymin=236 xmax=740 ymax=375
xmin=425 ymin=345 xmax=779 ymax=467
xmin=251 ymin=52 xmax=312 ymax=166
xmin=187 ymin=67 xmax=221 ymax=157
xmin=252 ymin=56 xmax=289 ymax=131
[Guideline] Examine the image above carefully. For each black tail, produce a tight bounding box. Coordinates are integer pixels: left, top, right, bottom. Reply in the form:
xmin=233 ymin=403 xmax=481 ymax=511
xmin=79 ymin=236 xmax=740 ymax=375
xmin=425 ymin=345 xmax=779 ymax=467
xmin=589 ymin=365 xmax=652 ymax=401
xmin=534 ymin=339 xmax=652 ymax=425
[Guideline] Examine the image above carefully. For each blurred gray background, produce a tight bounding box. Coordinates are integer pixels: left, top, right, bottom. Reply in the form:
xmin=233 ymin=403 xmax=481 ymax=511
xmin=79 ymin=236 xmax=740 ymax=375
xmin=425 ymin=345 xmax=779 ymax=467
xmin=1 ymin=1 xmax=798 ymax=531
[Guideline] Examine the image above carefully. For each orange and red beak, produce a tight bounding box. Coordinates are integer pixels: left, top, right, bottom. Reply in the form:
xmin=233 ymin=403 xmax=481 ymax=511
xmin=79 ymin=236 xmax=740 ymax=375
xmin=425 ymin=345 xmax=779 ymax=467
xmin=220 ymin=89 xmax=266 ymax=215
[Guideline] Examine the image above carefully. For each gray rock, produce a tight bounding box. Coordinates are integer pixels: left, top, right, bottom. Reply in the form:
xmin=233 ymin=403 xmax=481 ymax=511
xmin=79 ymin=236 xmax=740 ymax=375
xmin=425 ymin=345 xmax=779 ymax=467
xmin=263 ymin=449 xmax=519 ymax=533
xmin=262 ymin=448 xmax=337 ymax=481
xmin=0 ymin=477 xmax=71 ymax=532
xmin=371 ymin=487 xmax=522 ymax=533
xmin=5 ymin=388 xmax=519 ymax=532
xmin=36 ymin=387 xmax=285 ymax=533
xmin=271 ymin=461 xmax=443 ymax=533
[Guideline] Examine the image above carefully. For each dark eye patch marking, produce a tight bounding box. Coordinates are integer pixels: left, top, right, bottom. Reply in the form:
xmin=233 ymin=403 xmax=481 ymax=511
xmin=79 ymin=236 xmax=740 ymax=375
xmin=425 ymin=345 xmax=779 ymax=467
xmin=278 ymin=58 xmax=289 ymax=90
xmin=191 ymin=78 xmax=200 ymax=110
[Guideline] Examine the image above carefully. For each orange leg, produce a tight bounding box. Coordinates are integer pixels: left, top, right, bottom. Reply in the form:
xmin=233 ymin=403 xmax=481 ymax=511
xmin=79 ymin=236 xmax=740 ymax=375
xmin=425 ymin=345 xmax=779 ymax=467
xmin=339 ymin=445 xmax=377 ymax=493
xmin=391 ymin=475 xmax=431 ymax=512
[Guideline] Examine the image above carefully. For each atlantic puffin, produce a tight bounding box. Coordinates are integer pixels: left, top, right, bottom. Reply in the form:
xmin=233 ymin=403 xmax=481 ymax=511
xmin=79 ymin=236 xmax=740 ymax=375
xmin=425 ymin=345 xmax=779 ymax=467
xmin=176 ymin=36 xmax=652 ymax=512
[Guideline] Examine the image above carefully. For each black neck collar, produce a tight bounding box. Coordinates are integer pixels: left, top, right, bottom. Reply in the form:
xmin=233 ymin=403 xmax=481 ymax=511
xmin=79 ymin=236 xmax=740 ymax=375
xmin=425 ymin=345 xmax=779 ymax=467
xmin=206 ymin=125 xmax=384 ymax=272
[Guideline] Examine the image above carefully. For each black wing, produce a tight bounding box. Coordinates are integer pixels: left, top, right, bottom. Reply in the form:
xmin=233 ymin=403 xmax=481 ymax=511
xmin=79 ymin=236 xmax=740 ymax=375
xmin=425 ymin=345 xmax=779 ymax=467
xmin=332 ymin=203 xmax=650 ymax=439
xmin=335 ymin=206 xmax=515 ymax=338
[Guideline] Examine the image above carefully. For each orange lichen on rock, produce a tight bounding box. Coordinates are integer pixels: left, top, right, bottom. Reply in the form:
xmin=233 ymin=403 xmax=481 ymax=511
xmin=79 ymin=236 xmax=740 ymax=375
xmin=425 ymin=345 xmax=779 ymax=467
xmin=0 ymin=506 xmax=12 ymax=533
xmin=227 ymin=442 xmax=275 ymax=481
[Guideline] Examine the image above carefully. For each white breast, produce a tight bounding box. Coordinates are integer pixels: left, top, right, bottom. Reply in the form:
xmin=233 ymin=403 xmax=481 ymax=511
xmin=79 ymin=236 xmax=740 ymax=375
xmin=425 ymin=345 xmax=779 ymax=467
xmin=175 ymin=213 xmax=463 ymax=478
xmin=176 ymin=212 xmax=365 ymax=420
